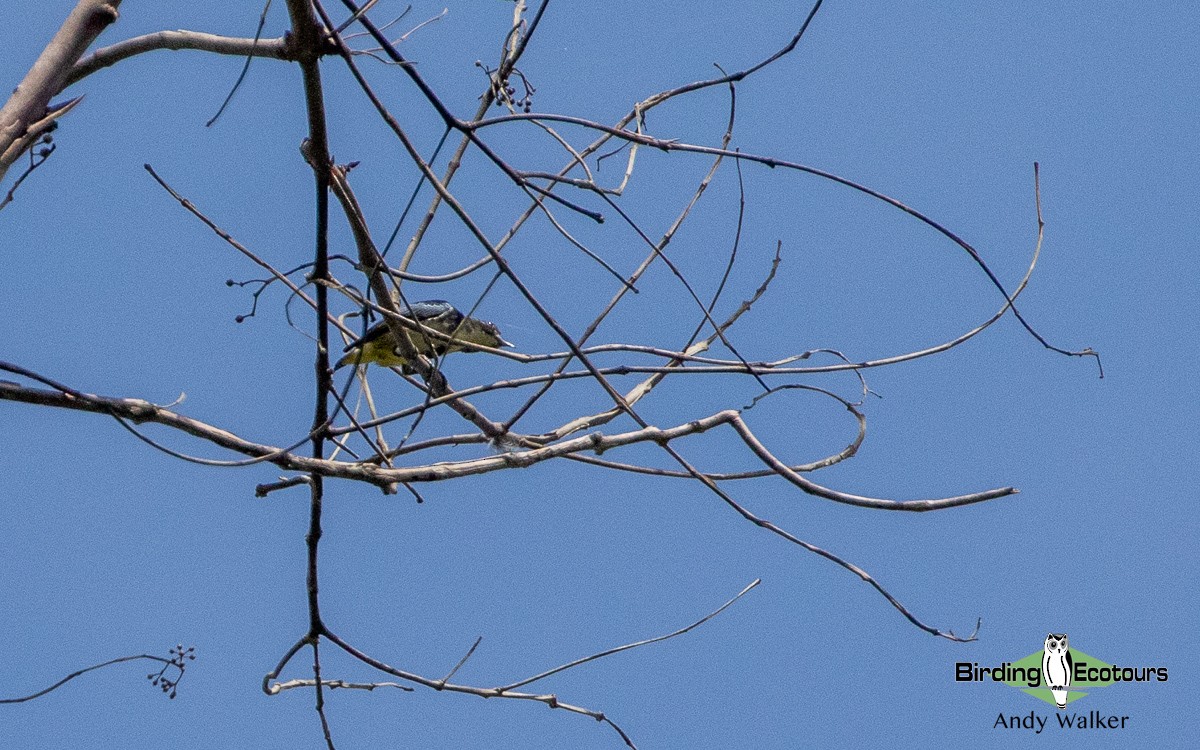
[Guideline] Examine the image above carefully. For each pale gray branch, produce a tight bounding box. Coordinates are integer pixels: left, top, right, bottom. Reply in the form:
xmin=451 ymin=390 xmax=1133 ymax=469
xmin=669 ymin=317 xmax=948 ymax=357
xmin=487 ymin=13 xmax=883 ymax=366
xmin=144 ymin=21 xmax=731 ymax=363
xmin=0 ymin=372 xmax=1015 ymax=510
xmin=67 ymin=30 xmax=292 ymax=88
xmin=266 ymin=678 xmax=414 ymax=694
xmin=0 ymin=0 xmax=121 ymax=182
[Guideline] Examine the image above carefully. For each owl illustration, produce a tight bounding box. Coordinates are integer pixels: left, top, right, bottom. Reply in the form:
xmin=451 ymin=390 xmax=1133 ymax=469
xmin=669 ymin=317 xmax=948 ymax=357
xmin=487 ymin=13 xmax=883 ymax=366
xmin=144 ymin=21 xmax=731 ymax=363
xmin=1041 ymin=633 xmax=1073 ymax=709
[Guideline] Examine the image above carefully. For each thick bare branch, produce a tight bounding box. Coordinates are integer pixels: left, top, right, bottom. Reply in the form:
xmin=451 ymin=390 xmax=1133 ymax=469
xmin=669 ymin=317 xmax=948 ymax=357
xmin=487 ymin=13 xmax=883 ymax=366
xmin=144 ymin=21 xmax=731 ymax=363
xmin=67 ymin=31 xmax=292 ymax=88
xmin=0 ymin=0 xmax=121 ymax=182
xmin=0 ymin=371 xmax=1013 ymax=510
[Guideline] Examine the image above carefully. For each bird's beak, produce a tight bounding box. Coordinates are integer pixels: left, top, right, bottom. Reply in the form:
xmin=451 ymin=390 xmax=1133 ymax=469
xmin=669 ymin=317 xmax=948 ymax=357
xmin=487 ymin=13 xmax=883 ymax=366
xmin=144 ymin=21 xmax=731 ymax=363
xmin=498 ymin=337 xmax=515 ymax=349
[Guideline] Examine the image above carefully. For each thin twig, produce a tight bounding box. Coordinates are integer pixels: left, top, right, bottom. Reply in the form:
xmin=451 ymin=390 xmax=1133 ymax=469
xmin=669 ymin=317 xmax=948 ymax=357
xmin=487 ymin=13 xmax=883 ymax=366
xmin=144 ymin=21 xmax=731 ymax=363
xmin=0 ymin=648 xmax=192 ymax=704
xmin=322 ymin=628 xmax=638 ymax=748
xmin=206 ymin=0 xmax=275 ymax=127
xmin=0 ymin=139 xmax=55 ymax=212
xmin=437 ymin=637 xmax=483 ymax=686
xmin=498 ymin=579 xmax=761 ymax=691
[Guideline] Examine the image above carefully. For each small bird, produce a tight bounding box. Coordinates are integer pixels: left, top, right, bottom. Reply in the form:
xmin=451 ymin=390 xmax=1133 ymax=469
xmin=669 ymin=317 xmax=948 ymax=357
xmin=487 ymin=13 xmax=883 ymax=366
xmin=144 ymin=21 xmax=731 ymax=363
xmin=336 ymin=300 xmax=513 ymax=372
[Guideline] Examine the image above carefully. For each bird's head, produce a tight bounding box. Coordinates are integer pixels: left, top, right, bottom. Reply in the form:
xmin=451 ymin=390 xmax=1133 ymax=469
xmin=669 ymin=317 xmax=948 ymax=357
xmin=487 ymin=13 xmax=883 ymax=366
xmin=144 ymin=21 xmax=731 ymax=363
xmin=465 ymin=318 xmax=514 ymax=349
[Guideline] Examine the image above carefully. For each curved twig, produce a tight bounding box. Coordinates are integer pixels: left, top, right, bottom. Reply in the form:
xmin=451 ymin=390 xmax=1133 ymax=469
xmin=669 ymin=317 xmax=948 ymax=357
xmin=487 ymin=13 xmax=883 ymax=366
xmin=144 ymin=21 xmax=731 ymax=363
xmin=318 ymin=628 xmax=638 ymax=748
xmin=68 ymin=31 xmax=293 ymax=88
xmin=497 ymin=579 xmax=761 ymax=691
xmin=0 ymin=647 xmax=192 ymax=704
xmin=468 ymin=115 xmax=1099 ymax=374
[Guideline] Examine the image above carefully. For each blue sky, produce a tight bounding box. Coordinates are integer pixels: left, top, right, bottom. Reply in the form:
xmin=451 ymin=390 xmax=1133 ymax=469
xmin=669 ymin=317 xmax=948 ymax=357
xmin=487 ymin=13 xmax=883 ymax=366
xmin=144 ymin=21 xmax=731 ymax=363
xmin=1 ymin=2 xmax=1196 ymax=748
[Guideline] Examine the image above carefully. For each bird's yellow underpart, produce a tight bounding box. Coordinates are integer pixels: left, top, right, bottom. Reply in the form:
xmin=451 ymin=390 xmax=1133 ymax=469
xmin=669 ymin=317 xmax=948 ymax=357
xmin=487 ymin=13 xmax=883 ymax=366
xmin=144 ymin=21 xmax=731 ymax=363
xmin=336 ymin=315 xmax=511 ymax=371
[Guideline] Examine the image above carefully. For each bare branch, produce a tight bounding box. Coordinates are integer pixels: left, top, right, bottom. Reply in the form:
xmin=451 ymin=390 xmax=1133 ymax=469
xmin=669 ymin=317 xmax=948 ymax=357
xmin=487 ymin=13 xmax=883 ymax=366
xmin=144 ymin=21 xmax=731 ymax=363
xmin=68 ymin=31 xmax=292 ymax=88
xmin=497 ymin=579 xmax=761 ymax=691
xmin=322 ymin=628 xmax=638 ymax=749
xmin=267 ymin=678 xmax=414 ymax=694
xmin=4 ymin=8 xmax=1089 ymax=740
xmin=0 ymin=0 xmax=120 ymax=182
xmin=0 ymin=646 xmax=194 ymax=704
xmin=207 ymin=0 xmax=279 ymax=128
xmin=316 ymin=153 xmax=512 ymax=442
xmin=437 ymin=637 xmax=483 ymax=687
xmin=0 ymin=371 xmax=1013 ymax=510
xmin=0 ymin=137 xmax=56 ymax=212
xmin=468 ymin=114 xmax=1099 ymax=373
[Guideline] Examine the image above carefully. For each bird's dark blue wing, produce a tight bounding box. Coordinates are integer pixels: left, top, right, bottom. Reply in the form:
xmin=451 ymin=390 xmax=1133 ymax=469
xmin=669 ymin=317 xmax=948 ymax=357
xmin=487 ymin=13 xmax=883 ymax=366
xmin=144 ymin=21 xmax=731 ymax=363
xmin=407 ymin=300 xmax=456 ymax=321
xmin=342 ymin=300 xmax=464 ymax=351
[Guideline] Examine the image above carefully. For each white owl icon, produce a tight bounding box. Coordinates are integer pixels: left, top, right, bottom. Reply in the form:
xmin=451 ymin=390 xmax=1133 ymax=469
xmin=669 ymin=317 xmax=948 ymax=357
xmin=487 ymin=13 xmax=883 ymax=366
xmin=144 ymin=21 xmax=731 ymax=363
xmin=1042 ymin=633 xmax=1073 ymax=709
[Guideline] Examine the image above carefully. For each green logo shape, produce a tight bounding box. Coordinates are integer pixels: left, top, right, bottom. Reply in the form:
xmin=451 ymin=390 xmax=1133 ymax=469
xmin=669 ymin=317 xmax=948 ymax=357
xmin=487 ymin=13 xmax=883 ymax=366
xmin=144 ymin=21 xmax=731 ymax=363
xmin=1005 ymin=648 xmax=1116 ymax=706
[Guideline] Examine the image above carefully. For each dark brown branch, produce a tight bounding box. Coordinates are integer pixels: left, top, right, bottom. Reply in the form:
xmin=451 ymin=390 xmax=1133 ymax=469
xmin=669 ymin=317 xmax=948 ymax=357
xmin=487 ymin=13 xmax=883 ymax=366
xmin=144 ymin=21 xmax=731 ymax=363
xmin=283 ymin=0 xmax=339 ymax=743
